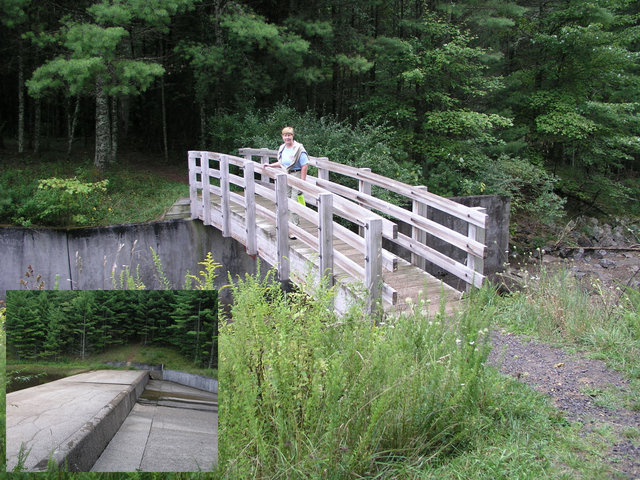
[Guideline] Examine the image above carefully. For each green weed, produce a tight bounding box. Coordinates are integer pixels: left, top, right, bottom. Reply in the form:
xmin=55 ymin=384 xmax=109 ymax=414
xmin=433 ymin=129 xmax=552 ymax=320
xmin=487 ymin=264 xmax=640 ymax=382
xmin=0 ymin=156 xmax=188 ymax=227
xmin=218 ymin=267 xmax=600 ymax=478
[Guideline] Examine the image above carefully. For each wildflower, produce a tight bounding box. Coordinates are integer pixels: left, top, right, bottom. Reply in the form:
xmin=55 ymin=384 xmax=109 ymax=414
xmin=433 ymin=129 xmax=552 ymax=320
xmin=456 ymin=338 xmax=462 ymax=344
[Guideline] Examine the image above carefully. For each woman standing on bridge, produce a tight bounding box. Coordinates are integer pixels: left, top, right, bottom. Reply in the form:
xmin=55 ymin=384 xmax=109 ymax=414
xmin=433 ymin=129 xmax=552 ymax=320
xmin=264 ymin=126 xmax=309 ymax=229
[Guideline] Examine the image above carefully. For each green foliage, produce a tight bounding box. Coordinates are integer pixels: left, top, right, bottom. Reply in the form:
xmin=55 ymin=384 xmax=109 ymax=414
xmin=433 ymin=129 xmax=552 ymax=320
xmin=557 ymin=167 xmax=640 ymax=217
xmin=485 ymin=265 xmax=640 ymax=381
xmin=88 ymin=0 xmax=199 ymax=32
xmin=0 ymin=0 xmax=30 ymax=28
xmin=469 ymin=154 xmax=566 ymax=224
xmin=15 ymin=176 xmax=108 ymax=226
xmin=220 ymin=268 xmax=499 ymax=477
xmin=208 ymin=103 xmax=420 ymax=201
xmin=502 ymin=1 xmax=640 ymax=175
xmin=5 ymin=290 xmax=218 ymax=369
xmin=186 ymin=252 xmax=222 ymax=290
xmin=0 ymin=156 xmax=189 ymax=227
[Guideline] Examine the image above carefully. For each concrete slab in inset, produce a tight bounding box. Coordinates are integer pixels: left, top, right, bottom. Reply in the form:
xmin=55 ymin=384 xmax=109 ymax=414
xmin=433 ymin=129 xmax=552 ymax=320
xmin=91 ymin=380 xmax=218 ymax=472
xmin=6 ymin=370 xmax=148 ymax=472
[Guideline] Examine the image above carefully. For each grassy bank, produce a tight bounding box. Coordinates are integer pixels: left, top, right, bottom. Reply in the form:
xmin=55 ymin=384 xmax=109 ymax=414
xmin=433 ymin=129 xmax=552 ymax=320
xmin=218 ymin=267 xmax=638 ymax=478
xmin=2 ymin=263 xmax=638 ymax=477
xmin=0 ymin=152 xmax=188 ymax=227
xmin=6 ymin=343 xmax=217 ymax=393
xmin=483 ymin=264 xmax=640 ymax=405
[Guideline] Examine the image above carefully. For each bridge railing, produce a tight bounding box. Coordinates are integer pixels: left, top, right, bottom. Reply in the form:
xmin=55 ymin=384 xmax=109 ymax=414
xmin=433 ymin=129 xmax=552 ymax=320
xmin=188 ymin=150 xmax=397 ymax=313
xmin=238 ymin=148 xmax=487 ymax=289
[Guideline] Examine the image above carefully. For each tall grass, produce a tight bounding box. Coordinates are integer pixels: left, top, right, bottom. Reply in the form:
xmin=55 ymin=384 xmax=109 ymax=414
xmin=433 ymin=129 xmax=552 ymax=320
xmin=484 ymin=263 xmax=640 ymax=381
xmin=220 ymin=268 xmax=502 ymax=477
xmin=218 ymin=267 xmax=622 ymax=478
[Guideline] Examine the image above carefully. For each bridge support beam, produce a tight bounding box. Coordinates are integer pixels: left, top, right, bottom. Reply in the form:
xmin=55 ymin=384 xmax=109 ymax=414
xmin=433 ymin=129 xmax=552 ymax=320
xmin=275 ymin=173 xmax=290 ymax=282
xmin=365 ymin=218 xmax=382 ymax=317
xmin=467 ymin=207 xmax=486 ymax=292
xmin=220 ymin=155 xmax=230 ymax=237
xmin=318 ymin=193 xmax=334 ymax=287
xmin=412 ymin=185 xmax=429 ymax=270
xmin=243 ymin=161 xmax=257 ymax=256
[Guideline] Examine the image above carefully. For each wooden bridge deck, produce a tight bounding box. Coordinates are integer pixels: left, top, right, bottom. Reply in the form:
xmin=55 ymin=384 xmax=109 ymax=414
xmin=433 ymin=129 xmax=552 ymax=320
xmin=164 ymin=195 xmax=464 ymax=318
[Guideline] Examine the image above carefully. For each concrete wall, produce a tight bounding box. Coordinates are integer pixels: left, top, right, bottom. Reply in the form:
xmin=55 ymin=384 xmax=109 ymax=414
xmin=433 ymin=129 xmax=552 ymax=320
xmin=1 ymin=196 xmax=509 ymax=300
xmin=162 ymin=369 xmax=218 ymax=393
xmin=0 ymin=219 xmax=263 ymax=302
xmin=384 ymin=195 xmax=510 ymax=290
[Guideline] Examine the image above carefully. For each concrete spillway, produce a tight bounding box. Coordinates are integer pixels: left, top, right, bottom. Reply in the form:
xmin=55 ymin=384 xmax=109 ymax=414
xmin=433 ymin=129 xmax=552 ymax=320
xmin=6 ymin=370 xmax=218 ymax=472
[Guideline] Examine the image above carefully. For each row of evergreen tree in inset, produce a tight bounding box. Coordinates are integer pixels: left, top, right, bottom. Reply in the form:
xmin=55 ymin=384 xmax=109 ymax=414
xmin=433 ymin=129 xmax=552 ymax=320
xmin=5 ymin=290 xmax=218 ymax=369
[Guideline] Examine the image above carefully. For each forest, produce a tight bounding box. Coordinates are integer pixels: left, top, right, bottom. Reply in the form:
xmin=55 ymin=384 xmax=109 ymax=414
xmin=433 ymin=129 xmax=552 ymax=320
xmin=1 ymin=0 xmax=639 ymax=227
xmin=5 ymin=290 xmax=218 ymax=368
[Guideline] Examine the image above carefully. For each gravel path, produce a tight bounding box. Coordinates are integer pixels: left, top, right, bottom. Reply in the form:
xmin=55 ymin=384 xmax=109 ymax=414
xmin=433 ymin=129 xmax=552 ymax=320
xmin=488 ymin=330 xmax=640 ymax=479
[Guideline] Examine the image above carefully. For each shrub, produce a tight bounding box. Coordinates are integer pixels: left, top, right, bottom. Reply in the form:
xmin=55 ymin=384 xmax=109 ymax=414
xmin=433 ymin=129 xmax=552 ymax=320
xmin=15 ymin=176 xmax=108 ymax=227
xmin=219 ymin=268 xmax=494 ymax=478
xmin=208 ymin=103 xmax=420 ymax=205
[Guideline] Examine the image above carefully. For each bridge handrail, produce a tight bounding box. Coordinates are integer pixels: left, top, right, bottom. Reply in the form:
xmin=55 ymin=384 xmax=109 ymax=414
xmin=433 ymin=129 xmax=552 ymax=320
xmin=238 ymin=148 xmax=486 ymax=288
xmin=237 ymin=148 xmax=487 ymax=228
xmin=188 ymin=150 xmax=396 ymax=310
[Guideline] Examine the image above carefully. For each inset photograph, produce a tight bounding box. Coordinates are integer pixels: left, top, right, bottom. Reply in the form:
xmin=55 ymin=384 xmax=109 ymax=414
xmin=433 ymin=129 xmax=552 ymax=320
xmin=4 ymin=290 xmax=218 ymax=473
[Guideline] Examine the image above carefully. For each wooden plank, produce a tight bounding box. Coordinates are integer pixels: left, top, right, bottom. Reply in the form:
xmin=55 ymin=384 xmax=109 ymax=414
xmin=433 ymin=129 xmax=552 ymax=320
xmin=275 ymin=173 xmax=290 ymax=281
xmin=314 ymin=157 xmax=487 ymax=228
xmin=220 ymin=155 xmax=230 ymax=237
xmin=315 ymin=178 xmax=485 ymax=258
xmin=395 ymin=232 xmax=484 ymax=288
xmin=412 ymin=185 xmax=428 ymax=270
xmin=365 ymin=218 xmax=383 ymax=315
xmin=466 ymin=207 xmax=486 ymax=291
xmin=318 ymin=193 xmax=334 ymax=285
xmin=202 ymin=153 xmax=212 ymax=226
xmin=236 ymin=148 xmax=486 ymax=227
xmin=258 ymin=167 xmax=397 ymax=239
xmin=244 ymin=161 xmax=257 ymax=256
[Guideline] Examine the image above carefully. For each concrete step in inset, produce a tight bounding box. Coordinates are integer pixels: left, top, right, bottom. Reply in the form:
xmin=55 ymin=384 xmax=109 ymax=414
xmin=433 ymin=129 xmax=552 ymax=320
xmin=6 ymin=370 xmax=148 ymax=472
xmin=91 ymin=380 xmax=218 ymax=472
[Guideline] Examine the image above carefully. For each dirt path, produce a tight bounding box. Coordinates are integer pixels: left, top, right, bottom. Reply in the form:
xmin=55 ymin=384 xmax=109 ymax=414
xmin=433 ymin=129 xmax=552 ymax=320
xmin=488 ymin=331 xmax=640 ymax=479
xmin=125 ymin=342 xmax=142 ymax=366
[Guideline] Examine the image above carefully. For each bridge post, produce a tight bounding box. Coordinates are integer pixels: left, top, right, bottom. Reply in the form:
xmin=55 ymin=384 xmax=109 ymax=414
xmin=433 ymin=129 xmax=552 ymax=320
xmin=365 ymin=217 xmax=383 ymax=317
xmin=188 ymin=151 xmax=200 ymax=220
xmin=244 ymin=161 xmax=257 ymax=255
xmin=260 ymin=149 xmax=271 ymax=183
xmin=202 ymin=152 xmax=212 ymax=226
xmin=466 ymin=207 xmax=486 ymax=292
xmin=275 ymin=173 xmax=290 ymax=281
xmin=358 ymin=168 xmax=372 ymax=237
xmin=317 ymin=157 xmax=330 ymax=182
xmin=220 ymin=155 xmax=231 ymax=237
xmin=318 ymin=193 xmax=334 ymax=287
xmin=412 ymin=185 xmax=429 ymax=270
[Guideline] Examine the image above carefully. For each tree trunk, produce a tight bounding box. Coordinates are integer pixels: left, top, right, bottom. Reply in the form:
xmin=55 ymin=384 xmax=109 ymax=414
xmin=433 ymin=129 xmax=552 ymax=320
xmin=110 ymin=95 xmax=118 ymax=164
xmin=161 ymin=77 xmax=169 ymax=161
xmin=33 ymin=98 xmax=41 ymax=153
xmin=200 ymin=103 xmax=206 ymax=150
xmin=67 ymin=95 xmax=80 ymax=158
xmin=208 ymin=327 xmax=216 ymax=369
xmin=18 ymin=49 xmax=25 ymax=153
xmin=95 ymin=76 xmax=110 ymax=169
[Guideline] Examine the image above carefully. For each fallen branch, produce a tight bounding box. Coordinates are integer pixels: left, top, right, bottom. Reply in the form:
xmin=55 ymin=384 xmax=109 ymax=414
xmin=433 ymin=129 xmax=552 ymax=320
xmin=562 ymin=245 xmax=640 ymax=252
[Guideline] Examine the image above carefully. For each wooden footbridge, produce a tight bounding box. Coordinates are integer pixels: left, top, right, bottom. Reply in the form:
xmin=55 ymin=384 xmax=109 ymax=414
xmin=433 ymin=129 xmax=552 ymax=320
xmin=188 ymin=148 xmax=487 ymax=317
